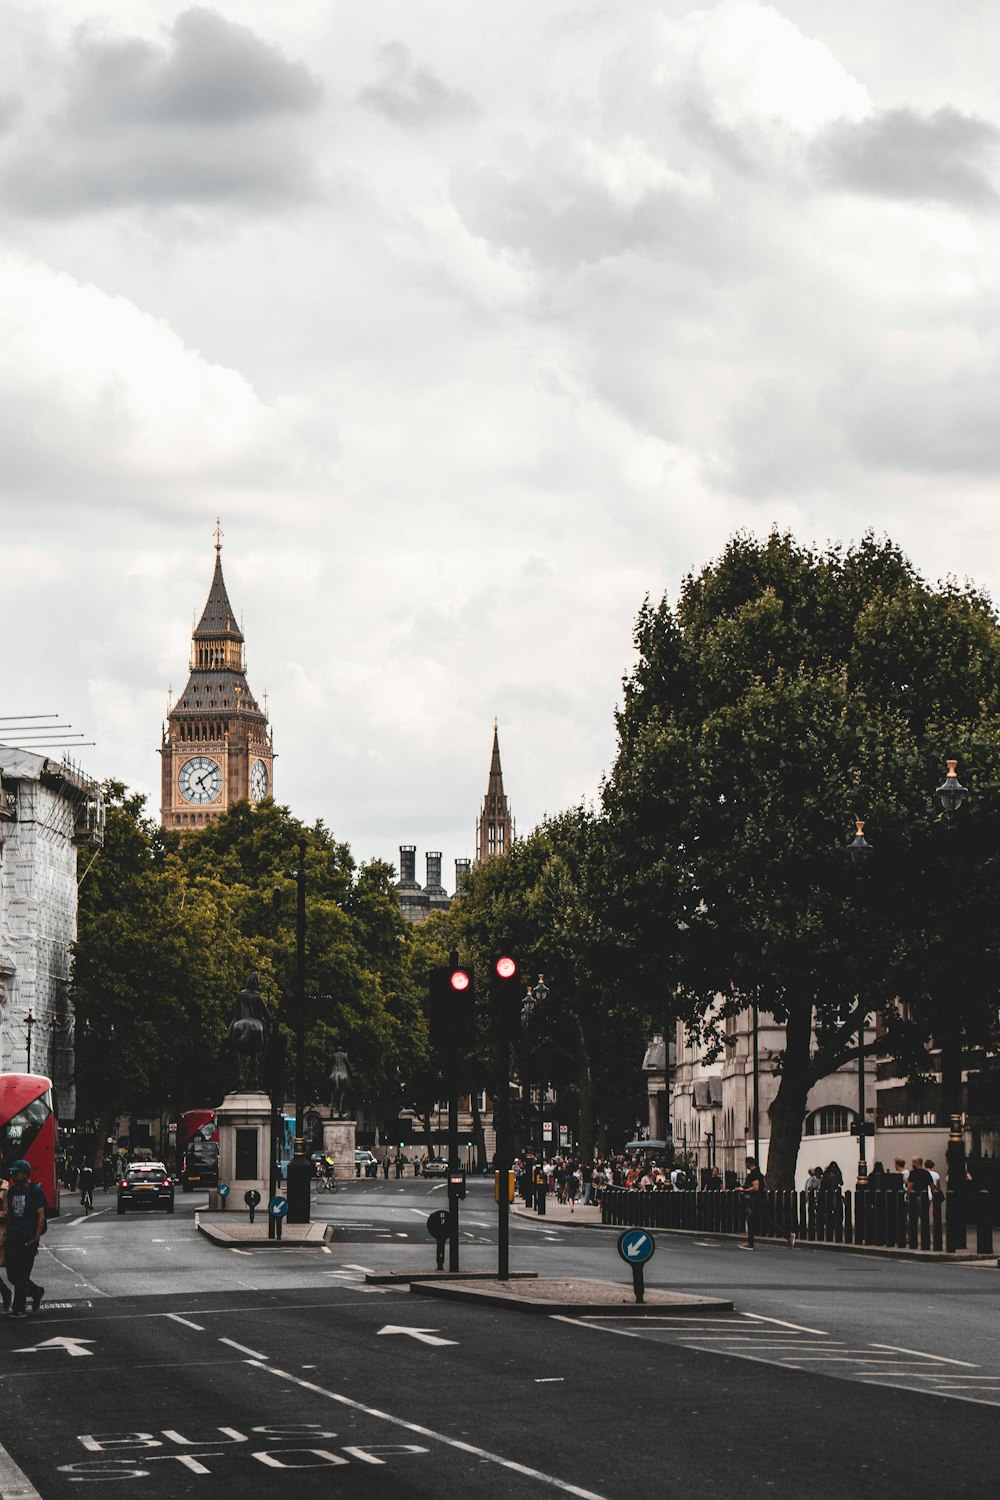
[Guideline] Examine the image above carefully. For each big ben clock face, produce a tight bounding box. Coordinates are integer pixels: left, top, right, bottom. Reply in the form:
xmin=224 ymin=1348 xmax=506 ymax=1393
xmin=178 ymin=756 xmax=223 ymax=804
xmin=250 ymin=758 xmax=269 ymax=803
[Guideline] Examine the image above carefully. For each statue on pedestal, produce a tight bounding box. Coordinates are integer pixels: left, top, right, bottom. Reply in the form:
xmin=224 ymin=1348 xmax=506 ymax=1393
xmin=223 ymin=972 xmax=269 ymax=1092
xmin=329 ymin=1048 xmax=356 ymax=1120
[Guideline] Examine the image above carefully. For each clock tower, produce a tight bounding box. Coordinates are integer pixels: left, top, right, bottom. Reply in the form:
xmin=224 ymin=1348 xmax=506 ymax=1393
xmin=160 ymin=529 xmax=274 ymax=831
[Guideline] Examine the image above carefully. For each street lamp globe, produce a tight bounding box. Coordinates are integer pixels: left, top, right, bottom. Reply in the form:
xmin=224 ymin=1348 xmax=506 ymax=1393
xmin=848 ymin=819 xmax=873 ymax=868
xmin=935 ymin=759 xmax=968 ymax=816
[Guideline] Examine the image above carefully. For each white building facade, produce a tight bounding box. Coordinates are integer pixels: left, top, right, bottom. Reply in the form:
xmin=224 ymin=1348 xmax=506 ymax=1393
xmin=0 ymin=747 xmax=103 ymax=1120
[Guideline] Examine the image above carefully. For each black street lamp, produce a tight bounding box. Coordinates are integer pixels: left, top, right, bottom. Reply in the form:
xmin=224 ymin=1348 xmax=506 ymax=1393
xmin=933 ymin=759 xmax=969 ymax=1249
xmin=284 ymin=838 xmax=311 ymax=1224
xmin=847 ymin=818 xmax=874 ymax=1190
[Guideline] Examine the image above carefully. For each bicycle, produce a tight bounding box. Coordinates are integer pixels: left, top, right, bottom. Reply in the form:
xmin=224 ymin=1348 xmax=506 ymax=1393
xmin=80 ymin=1185 xmax=94 ymax=1213
xmin=314 ymin=1172 xmax=337 ymax=1194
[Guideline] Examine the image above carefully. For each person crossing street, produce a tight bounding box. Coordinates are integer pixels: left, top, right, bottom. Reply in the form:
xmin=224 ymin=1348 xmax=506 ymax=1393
xmin=3 ymin=1159 xmax=46 ymax=1317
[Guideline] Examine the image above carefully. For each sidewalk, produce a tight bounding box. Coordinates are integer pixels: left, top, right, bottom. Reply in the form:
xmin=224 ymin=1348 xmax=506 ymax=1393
xmin=196 ymin=1212 xmax=331 ymax=1247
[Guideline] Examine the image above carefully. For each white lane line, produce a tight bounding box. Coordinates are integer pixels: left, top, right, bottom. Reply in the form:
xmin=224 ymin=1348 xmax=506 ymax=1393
xmin=343 ymin=1263 xmax=375 ymax=1273
xmin=247 ymin=1361 xmax=611 ymax=1499
xmin=228 ymin=1248 xmax=253 ymax=1256
xmin=321 ymin=1245 xmax=333 ymax=1255
xmin=166 ymin=1314 xmax=205 ymax=1331
xmin=870 ymin=1343 xmax=978 ymax=1367
xmin=742 ymin=1313 xmax=829 ymax=1336
xmin=219 ymin=1338 xmax=269 ymax=1359
xmin=66 ymin=1211 xmax=109 ymax=1230
xmin=550 ymin=1317 xmax=642 ymax=1340
xmin=0 ymin=1435 xmax=44 ymax=1499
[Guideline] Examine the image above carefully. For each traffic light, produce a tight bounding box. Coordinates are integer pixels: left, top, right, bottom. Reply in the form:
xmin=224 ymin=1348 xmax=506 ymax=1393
xmin=429 ymin=957 xmax=475 ymax=1052
xmin=491 ymin=954 xmax=520 ymax=1037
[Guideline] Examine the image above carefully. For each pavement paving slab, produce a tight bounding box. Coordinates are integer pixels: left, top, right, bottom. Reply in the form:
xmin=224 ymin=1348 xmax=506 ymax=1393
xmin=409 ymin=1275 xmax=734 ymax=1316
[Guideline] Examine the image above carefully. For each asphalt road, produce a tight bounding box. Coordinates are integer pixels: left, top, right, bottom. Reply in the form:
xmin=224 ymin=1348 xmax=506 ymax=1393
xmin=1 ymin=1178 xmax=997 ymax=1499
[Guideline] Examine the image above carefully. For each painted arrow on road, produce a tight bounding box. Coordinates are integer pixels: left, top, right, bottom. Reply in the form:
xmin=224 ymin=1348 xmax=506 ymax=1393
xmin=15 ymin=1336 xmax=96 ymax=1358
xmin=377 ymin=1325 xmax=458 ymax=1346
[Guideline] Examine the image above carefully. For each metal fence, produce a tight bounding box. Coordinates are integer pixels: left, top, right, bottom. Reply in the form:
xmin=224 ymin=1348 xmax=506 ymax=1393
xmin=601 ymin=1186 xmax=996 ymax=1253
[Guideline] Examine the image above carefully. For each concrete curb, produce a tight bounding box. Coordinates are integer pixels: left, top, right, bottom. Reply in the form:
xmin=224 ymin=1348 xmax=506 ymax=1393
xmin=408 ymin=1277 xmax=734 ymax=1317
xmin=195 ymin=1211 xmax=332 ymax=1247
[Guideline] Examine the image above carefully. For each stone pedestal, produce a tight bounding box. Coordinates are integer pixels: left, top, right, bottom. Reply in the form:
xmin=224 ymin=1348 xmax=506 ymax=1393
xmin=323 ymin=1118 xmax=357 ymax=1178
xmin=211 ymin=1091 xmax=271 ymax=1209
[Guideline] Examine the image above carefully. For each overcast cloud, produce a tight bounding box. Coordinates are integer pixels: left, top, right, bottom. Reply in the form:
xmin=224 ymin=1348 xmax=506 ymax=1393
xmin=3 ymin=1 xmax=1000 ymax=888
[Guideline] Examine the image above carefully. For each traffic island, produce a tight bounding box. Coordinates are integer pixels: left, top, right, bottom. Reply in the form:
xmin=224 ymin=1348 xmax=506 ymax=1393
xmin=195 ymin=1212 xmax=331 ymax=1247
xmin=407 ymin=1277 xmax=734 ymax=1317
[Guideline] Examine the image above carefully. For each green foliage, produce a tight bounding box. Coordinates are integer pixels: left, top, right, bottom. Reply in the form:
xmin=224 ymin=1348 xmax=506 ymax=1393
xmin=72 ymin=792 xmax=429 ymax=1129
xmin=604 ymin=530 xmax=1000 ymax=1185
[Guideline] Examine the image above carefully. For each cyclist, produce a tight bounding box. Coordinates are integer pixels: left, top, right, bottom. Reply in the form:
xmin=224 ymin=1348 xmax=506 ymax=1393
xmin=79 ymin=1164 xmax=95 ymax=1212
xmin=316 ymin=1155 xmax=336 ymax=1192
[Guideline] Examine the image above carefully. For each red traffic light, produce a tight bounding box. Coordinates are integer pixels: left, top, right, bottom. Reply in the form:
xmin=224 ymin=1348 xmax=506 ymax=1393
xmin=494 ymin=956 xmax=517 ymax=980
xmin=449 ymin=969 xmax=472 ymax=993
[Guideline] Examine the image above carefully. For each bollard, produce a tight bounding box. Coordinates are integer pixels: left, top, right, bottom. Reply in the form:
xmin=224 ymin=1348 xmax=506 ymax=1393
xmin=945 ymin=1189 xmax=958 ymax=1253
xmin=977 ymin=1191 xmax=993 ymax=1256
xmin=931 ymin=1190 xmax=943 ymax=1251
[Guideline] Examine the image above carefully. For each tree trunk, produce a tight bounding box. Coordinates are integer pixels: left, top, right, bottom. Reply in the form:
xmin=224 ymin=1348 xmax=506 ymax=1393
xmin=469 ymin=1091 xmax=487 ymax=1173
xmin=764 ymin=1006 xmax=813 ymax=1190
xmin=574 ymin=1019 xmax=594 ymax=1159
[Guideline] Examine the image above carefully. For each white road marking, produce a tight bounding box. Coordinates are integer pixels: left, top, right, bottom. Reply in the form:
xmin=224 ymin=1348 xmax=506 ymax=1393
xmin=377 ymin=1325 xmax=458 ymax=1347
xmin=870 ymin=1343 xmax=978 ymax=1367
xmin=228 ymin=1248 xmax=253 ymax=1256
xmin=535 ymin=1377 xmax=565 ymax=1383
xmin=247 ymin=1361 xmax=613 ymax=1498
xmin=14 ymin=1336 xmax=95 ymax=1358
xmin=219 ymin=1338 xmax=268 ymax=1359
xmin=742 ymin=1312 xmax=829 ymax=1335
xmin=166 ymin=1314 xmax=205 ymax=1330
xmin=66 ymin=1211 xmax=108 ymax=1230
xmin=343 ymin=1263 xmax=375 ymax=1273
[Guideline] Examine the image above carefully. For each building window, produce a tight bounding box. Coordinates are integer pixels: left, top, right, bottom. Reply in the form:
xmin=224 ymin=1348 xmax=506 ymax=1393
xmin=805 ymin=1105 xmax=856 ymax=1137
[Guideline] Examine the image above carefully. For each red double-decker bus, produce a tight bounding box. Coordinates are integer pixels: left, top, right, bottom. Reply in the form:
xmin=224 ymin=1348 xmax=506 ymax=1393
xmin=177 ymin=1108 xmax=219 ymax=1191
xmin=0 ymin=1073 xmax=60 ymax=1214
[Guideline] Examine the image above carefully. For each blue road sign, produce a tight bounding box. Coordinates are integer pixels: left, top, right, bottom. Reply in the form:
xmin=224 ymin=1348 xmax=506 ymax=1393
xmin=617 ymin=1228 xmax=655 ymax=1265
xmin=269 ymin=1195 xmax=288 ymax=1218
xmin=217 ymin=1184 xmax=230 ymax=1198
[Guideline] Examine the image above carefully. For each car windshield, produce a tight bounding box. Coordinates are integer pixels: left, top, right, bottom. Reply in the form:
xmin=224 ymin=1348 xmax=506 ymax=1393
xmin=128 ymin=1167 xmax=166 ymax=1180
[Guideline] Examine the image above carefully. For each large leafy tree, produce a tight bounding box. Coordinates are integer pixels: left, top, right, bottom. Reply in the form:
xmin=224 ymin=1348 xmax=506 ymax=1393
xmin=456 ymin=807 xmax=654 ymax=1155
xmin=73 ymin=793 xmax=428 ymax=1144
xmin=603 ymin=532 xmax=1000 ymax=1186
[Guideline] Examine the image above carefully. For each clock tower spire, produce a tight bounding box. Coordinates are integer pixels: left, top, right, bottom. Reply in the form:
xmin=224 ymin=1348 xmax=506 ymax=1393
xmin=160 ymin=529 xmax=274 ymax=831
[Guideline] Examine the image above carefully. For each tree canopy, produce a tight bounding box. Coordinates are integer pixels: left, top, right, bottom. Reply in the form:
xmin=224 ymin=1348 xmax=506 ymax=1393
xmin=603 ymin=531 xmax=1000 ymax=1185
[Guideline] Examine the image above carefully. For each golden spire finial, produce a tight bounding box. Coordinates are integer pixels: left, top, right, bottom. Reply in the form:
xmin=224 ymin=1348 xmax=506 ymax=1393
xmin=214 ymin=518 xmax=223 ymax=554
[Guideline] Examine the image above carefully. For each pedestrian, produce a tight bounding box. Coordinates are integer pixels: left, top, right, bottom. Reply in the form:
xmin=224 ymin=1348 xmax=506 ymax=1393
xmin=0 ymin=1167 xmax=11 ymax=1312
xmin=906 ymin=1156 xmax=933 ymax=1245
xmin=738 ymin=1155 xmax=766 ymax=1249
xmin=706 ymin=1165 xmax=723 ymax=1191
xmin=3 ymin=1159 xmax=45 ymax=1317
xmin=79 ymin=1163 xmax=95 ymax=1212
xmin=381 ymin=1155 xmax=390 ymax=1179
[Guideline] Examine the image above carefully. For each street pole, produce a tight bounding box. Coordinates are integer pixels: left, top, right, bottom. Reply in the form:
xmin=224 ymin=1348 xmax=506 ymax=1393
xmin=935 ymin=761 xmax=969 ymax=1251
xmin=26 ymin=1009 xmax=34 ymax=1074
xmin=848 ymin=819 xmax=873 ymax=1194
xmin=751 ymin=991 xmax=760 ymax=1165
xmin=286 ymin=838 xmax=311 ymax=1224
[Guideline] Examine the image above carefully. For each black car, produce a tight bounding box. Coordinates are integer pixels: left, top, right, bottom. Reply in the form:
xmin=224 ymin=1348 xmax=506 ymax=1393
xmin=118 ymin=1162 xmax=175 ymax=1214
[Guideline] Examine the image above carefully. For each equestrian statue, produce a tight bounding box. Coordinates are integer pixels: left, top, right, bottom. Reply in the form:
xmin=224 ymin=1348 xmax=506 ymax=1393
xmin=328 ymin=1048 xmax=356 ymax=1120
xmin=223 ymin=972 xmax=269 ymax=1092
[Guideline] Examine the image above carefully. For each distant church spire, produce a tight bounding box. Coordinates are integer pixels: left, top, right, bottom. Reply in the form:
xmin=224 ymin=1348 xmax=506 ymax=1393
xmin=476 ymin=720 xmax=514 ymax=864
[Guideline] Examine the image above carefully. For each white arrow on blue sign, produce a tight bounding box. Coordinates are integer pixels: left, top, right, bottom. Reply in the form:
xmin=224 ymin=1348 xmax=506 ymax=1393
xmin=269 ymin=1196 xmax=288 ymax=1217
xmin=617 ymin=1228 xmax=655 ymax=1265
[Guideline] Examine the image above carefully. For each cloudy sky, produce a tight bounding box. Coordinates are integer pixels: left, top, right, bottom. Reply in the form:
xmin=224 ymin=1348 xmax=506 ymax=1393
xmin=4 ymin=1 xmax=1000 ymax=887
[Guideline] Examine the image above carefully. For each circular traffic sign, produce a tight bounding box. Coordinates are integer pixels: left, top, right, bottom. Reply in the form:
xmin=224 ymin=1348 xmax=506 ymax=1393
xmin=217 ymin=1183 xmax=230 ymax=1198
xmin=244 ymin=1189 xmax=262 ymax=1207
xmin=495 ymin=956 xmax=517 ymax=979
xmin=426 ymin=1210 xmax=450 ymax=1240
xmin=617 ymin=1228 xmax=655 ymax=1266
xmin=269 ymin=1195 xmax=288 ymax=1218
xmin=449 ymin=969 xmax=471 ymax=992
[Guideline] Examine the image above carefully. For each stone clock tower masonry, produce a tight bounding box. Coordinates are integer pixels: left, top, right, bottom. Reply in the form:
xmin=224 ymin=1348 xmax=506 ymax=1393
xmin=160 ymin=530 xmax=274 ymax=831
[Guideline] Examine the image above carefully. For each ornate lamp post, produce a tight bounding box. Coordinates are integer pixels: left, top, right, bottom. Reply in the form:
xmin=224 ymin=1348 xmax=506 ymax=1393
xmin=934 ymin=759 xmax=969 ymax=1250
xmin=283 ymin=838 xmax=311 ymax=1224
xmin=847 ymin=819 xmax=874 ymax=1190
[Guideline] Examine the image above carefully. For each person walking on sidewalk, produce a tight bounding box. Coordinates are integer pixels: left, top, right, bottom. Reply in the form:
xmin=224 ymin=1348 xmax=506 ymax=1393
xmin=738 ymin=1156 xmax=766 ymax=1249
xmin=0 ymin=1168 xmax=11 ymax=1312
xmin=4 ymin=1159 xmax=45 ymax=1317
